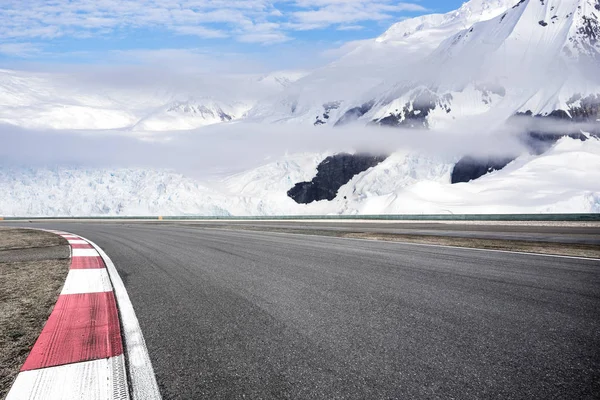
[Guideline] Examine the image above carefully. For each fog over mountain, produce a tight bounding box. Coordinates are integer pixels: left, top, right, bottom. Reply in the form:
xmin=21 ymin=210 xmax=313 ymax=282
xmin=1 ymin=0 xmax=599 ymax=216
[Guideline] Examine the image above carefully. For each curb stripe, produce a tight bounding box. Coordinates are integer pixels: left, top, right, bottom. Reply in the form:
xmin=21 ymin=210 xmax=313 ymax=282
xmin=60 ymin=269 xmax=113 ymax=294
xmin=7 ymin=355 xmax=128 ymax=400
xmin=70 ymin=243 xmax=95 ymax=249
xmin=21 ymin=291 xmax=123 ymax=371
xmin=67 ymin=239 xmax=88 ymax=244
xmin=72 ymin=248 xmax=100 ymax=257
xmin=70 ymin=256 xmax=105 ymax=269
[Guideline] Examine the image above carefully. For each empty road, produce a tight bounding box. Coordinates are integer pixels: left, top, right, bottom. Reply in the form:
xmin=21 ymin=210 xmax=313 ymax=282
xmin=4 ymin=222 xmax=600 ymax=399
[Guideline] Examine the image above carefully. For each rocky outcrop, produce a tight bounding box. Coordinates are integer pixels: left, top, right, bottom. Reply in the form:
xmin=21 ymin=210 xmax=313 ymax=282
xmin=288 ymin=153 xmax=387 ymax=204
xmin=452 ymin=98 xmax=600 ymax=184
xmin=334 ymin=101 xmax=375 ymax=127
xmin=451 ymin=156 xmax=514 ymax=184
xmin=314 ymin=101 xmax=341 ymax=126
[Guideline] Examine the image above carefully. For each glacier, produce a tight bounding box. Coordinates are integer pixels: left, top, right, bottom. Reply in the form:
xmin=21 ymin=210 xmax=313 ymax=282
xmin=2 ymin=136 xmax=599 ymax=216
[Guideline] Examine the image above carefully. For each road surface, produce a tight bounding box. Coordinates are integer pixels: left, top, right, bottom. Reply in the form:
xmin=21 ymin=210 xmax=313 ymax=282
xmin=3 ymin=222 xmax=600 ymax=399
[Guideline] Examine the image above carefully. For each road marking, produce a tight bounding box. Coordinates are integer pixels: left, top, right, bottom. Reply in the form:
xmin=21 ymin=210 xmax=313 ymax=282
xmin=214 ymin=227 xmax=600 ymax=262
xmin=72 ymin=248 xmax=100 ymax=257
xmin=70 ymin=255 xmax=105 ymax=269
xmin=60 ymin=269 xmax=112 ymax=294
xmin=67 ymin=239 xmax=88 ymax=244
xmin=70 ymin=243 xmax=95 ymax=249
xmin=8 ymin=355 xmax=128 ymax=400
xmin=391 ymin=240 xmax=600 ymax=261
xmin=87 ymin=239 xmax=162 ymax=400
xmin=21 ymin=292 xmax=123 ymax=371
xmin=60 ymin=235 xmax=80 ymax=239
xmin=346 ymin=237 xmax=600 ymax=261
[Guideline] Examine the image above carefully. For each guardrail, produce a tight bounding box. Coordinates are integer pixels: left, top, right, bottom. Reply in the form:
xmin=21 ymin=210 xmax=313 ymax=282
xmin=1 ymin=214 xmax=600 ymax=221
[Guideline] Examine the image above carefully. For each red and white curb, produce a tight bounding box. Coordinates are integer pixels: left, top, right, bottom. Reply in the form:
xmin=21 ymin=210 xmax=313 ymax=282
xmin=6 ymin=230 xmax=161 ymax=400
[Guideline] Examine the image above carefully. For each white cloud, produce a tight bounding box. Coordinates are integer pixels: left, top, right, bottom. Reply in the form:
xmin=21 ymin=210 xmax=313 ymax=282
xmin=107 ymin=48 xmax=270 ymax=73
xmin=172 ymin=26 xmax=229 ymax=39
xmin=289 ymin=1 xmax=426 ymax=29
xmin=337 ymin=25 xmax=365 ymax=31
xmin=0 ymin=42 xmax=40 ymax=57
xmin=0 ymin=0 xmax=427 ymax=46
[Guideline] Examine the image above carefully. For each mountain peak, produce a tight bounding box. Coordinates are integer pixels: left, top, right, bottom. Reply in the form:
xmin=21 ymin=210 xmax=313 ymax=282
xmin=441 ymin=0 xmax=600 ymax=63
xmin=376 ymin=0 xmax=518 ymax=45
xmin=454 ymin=0 xmax=521 ymax=19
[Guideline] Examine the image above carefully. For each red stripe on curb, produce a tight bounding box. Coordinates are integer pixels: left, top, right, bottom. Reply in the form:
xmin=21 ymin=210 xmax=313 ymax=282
xmin=21 ymin=291 xmax=123 ymax=371
xmin=69 ymin=243 xmax=95 ymax=249
xmin=70 ymin=256 xmax=105 ymax=269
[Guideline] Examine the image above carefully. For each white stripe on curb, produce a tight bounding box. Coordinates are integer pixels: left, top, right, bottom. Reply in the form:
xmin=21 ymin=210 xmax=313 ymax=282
xmin=86 ymin=238 xmax=162 ymax=400
xmin=67 ymin=239 xmax=88 ymax=244
xmin=60 ymin=269 xmax=113 ymax=295
xmin=6 ymin=355 xmax=128 ymax=400
xmin=72 ymin=248 xmax=100 ymax=257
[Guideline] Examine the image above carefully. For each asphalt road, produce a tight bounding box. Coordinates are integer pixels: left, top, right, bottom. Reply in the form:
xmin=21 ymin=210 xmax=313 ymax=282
xmin=178 ymin=220 xmax=600 ymax=245
xmin=6 ymin=222 xmax=600 ymax=399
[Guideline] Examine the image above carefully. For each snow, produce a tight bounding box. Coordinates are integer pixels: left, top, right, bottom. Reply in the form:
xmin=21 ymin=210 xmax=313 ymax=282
xmin=0 ymin=168 xmax=231 ymax=217
xmin=380 ymin=0 xmax=600 ymax=123
xmin=250 ymin=0 xmax=600 ymax=129
xmin=132 ymin=99 xmax=252 ymax=132
xmin=1 ymin=0 xmax=599 ymax=217
xmin=0 ymin=69 xmax=303 ymax=131
xmin=352 ymin=137 xmax=600 ymax=214
xmin=2 ymin=137 xmax=599 ymax=216
xmin=247 ymin=0 xmax=521 ymax=126
xmin=376 ymin=0 xmax=518 ymax=46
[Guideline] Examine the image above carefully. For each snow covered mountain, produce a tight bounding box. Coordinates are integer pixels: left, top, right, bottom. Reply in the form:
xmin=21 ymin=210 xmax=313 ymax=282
xmin=368 ymin=0 xmax=600 ymax=128
xmin=0 ymin=69 xmax=303 ymax=131
xmin=247 ymin=0 xmax=521 ymax=125
xmin=376 ymin=0 xmax=517 ymax=46
xmin=3 ymin=0 xmax=596 ymax=131
xmin=249 ymin=0 xmax=600 ymax=129
xmin=131 ymin=99 xmax=251 ymax=132
xmin=1 ymin=0 xmax=599 ymax=217
xmin=2 ymin=136 xmax=599 ymax=216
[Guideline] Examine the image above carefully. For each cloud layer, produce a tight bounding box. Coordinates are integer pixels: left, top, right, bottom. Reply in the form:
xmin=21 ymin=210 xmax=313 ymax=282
xmin=0 ymin=0 xmax=426 ymax=47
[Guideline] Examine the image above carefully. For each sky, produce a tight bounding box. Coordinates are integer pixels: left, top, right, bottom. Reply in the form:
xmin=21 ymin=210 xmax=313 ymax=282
xmin=0 ymin=0 xmax=467 ymax=72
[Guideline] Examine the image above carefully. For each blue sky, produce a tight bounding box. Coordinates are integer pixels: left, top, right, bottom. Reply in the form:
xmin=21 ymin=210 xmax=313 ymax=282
xmin=0 ymin=0 xmax=468 ymax=71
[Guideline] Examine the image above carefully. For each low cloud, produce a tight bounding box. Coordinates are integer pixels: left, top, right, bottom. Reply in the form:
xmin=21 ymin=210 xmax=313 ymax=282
xmin=0 ymin=118 xmax=535 ymax=180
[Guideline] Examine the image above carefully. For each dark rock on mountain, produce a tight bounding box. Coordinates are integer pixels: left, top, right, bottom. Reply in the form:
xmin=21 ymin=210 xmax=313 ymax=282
xmin=452 ymin=130 xmax=593 ymax=185
xmin=315 ymin=101 xmax=341 ymax=126
xmin=566 ymin=94 xmax=600 ymax=121
xmin=452 ymin=96 xmax=600 ymax=184
xmin=334 ymin=101 xmax=375 ymax=126
xmin=288 ymin=153 xmax=387 ymax=204
xmin=512 ymin=0 xmax=526 ymax=9
xmin=524 ymin=131 xmax=589 ymax=154
xmin=451 ymin=156 xmax=514 ymax=184
xmin=375 ymin=91 xmax=452 ymax=128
